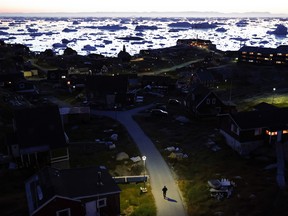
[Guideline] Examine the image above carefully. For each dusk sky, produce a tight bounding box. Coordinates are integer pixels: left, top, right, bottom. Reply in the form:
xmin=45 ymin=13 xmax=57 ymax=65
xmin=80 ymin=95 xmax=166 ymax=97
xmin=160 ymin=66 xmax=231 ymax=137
xmin=0 ymin=0 xmax=287 ymax=14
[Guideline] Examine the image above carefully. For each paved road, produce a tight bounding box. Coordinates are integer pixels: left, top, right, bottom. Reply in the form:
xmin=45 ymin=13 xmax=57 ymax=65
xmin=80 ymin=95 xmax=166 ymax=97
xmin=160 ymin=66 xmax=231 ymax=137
xmin=91 ymin=105 xmax=188 ymax=216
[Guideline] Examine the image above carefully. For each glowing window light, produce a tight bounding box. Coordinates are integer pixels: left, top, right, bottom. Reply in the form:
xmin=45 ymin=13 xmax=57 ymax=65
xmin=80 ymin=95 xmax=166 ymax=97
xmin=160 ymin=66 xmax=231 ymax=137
xmin=266 ymin=130 xmax=277 ymax=136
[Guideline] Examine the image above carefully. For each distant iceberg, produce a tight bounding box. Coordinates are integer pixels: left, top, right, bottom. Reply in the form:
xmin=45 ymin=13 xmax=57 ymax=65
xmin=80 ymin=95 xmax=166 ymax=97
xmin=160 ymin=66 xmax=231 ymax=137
xmin=0 ymin=31 xmax=9 ymax=35
xmin=168 ymin=22 xmax=192 ymax=28
xmin=82 ymin=44 xmax=97 ymax=51
xmin=103 ymin=40 xmax=112 ymax=44
xmin=216 ymin=27 xmax=227 ymax=32
xmin=236 ymin=20 xmax=249 ymax=27
xmin=117 ymin=36 xmax=144 ymax=41
xmin=52 ymin=43 xmax=67 ymax=48
xmin=63 ymin=28 xmax=78 ymax=32
xmin=267 ymin=24 xmax=287 ymax=36
xmin=192 ymin=22 xmax=218 ymax=29
xmin=97 ymin=25 xmax=128 ymax=31
xmin=135 ymin=25 xmax=158 ymax=31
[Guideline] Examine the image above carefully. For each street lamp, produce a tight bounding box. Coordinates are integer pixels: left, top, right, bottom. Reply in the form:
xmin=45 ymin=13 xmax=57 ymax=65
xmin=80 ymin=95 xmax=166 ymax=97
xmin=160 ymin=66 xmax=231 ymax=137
xmin=142 ymin=156 xmax=147 ymax=191
xmin=272 ymin=88 xmax=276 ymax=104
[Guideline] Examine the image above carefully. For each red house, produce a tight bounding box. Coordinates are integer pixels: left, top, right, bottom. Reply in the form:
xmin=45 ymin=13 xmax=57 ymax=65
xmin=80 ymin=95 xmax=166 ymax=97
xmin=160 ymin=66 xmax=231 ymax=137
xmin=25 ymin=166 xmax=121 ymax=216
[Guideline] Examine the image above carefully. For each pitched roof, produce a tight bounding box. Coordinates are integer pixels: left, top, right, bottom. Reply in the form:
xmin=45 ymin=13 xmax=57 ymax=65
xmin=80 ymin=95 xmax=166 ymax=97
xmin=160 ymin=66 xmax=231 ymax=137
xmin=230 ymin=107 xmax=288 ymax=130
xmin=26 ymin=166 xmax=121 ymax=213
xmin=85 ymin=75 xmax=128 ymax=93
xmin=13 ymin=105 xmax=67 ymax=149
xmin=188 ymin=83 xmax=211 ymax=105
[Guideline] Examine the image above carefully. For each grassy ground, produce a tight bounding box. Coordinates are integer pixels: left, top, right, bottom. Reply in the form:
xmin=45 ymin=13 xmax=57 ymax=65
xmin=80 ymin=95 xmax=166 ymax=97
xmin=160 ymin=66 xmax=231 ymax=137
xmin=119 ymin=183 xmax=156 ymax=216
xmin=133 ymin=111 xmax=288 ymax=215
xmin=65 ymin=115 xmax=157 ymax=216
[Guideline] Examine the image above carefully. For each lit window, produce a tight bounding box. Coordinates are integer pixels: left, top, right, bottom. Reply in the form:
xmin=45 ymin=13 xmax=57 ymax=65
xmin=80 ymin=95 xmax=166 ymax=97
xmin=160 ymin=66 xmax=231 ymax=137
xmin=266 ymin=130 xmax=277 ymax=136
xmin=277 ymin=53 xmax=283 ymax=56
xmin=270 ymin=54 xmax=274 ymax=57
xmin=249 ymin=52 xmax=254 ymax=55
xmin=257 ymin=53 xmax=262 ymax=56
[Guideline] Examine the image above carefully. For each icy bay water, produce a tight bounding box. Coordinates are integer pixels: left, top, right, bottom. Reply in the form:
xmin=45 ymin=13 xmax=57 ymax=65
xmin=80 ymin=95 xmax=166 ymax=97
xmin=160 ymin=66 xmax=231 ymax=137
xmin=0 ymin=16 xmax=287 ymax=57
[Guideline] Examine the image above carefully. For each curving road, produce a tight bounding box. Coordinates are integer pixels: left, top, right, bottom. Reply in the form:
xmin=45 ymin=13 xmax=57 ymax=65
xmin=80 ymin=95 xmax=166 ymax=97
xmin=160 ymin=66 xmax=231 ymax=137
xmin=91 ymin=105 xmax=188 ymax=216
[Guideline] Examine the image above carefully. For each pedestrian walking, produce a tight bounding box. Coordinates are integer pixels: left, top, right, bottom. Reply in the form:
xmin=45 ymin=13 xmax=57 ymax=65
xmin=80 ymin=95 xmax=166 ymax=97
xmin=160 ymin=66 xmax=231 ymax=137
xmin=162 ymin=186 xmax=168 ymax=199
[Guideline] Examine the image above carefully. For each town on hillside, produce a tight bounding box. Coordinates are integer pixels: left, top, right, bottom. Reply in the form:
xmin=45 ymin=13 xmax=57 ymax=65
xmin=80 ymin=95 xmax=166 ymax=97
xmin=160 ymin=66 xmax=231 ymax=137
xmin=1 ymin=38 xmax=288 ymax=216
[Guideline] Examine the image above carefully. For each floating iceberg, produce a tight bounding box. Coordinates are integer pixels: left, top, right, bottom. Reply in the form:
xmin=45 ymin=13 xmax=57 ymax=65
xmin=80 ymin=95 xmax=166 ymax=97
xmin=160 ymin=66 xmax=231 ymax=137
xmin=267 ymin=24 xmax=287 ymax=36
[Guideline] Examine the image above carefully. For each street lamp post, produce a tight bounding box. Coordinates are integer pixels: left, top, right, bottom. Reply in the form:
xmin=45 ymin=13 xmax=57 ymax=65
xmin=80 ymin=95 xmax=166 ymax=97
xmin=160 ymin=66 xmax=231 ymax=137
xmin=142 ymin=156 xmax=147 ymax=191
xmin=272 ymin=88 xmax=276 ymax=104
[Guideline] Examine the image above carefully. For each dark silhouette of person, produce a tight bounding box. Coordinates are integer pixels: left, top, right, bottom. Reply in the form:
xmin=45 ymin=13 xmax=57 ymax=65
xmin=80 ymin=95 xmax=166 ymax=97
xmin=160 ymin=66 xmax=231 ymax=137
xmin=162 ymin=186 xmax=168 ymax=199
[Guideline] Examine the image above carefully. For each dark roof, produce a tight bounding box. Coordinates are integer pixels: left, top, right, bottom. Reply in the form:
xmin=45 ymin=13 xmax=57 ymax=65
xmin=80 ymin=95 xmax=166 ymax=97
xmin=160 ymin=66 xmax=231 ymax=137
xmin=85 ymin=75 xmax=128 ymax=93
xmin=26 ymin=166 xmax=121 ymax=212
xmin=188 ymin=83 xmax=211 ymax=105
xmin=230 ymin=107 xmax=288 ymax=130
xmin=195 ymin=68 xmax=215 ymax=82
xmin=252 ymin=102 xmax=278 ymax=111
xmin=13 ymin=105 xmax=67 ymax=149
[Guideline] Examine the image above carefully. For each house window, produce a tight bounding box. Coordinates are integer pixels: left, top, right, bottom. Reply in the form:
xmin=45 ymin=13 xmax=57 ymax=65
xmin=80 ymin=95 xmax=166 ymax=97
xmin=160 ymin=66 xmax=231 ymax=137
xmin=56 ymin=208 xmax=71 ymax=216
xmin=212 ymin=98 xmax=216 ymax=104
xmin=206 ymin=99 xmax=210 ymax=104
xmin=231 ymin=124 xmax=239 ymax=135
xmin=254 ymin=128 xmax=262 ymax=136
xmin=97 ymin=198 xmax=107 ymax=208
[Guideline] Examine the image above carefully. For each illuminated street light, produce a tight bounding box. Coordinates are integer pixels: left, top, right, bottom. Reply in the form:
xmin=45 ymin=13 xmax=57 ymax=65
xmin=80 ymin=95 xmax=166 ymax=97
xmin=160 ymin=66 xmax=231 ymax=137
xmin=142 ymin=156 xmax=147 ymax=191
xmin=272 ymin=88 xmax=276 ymax=104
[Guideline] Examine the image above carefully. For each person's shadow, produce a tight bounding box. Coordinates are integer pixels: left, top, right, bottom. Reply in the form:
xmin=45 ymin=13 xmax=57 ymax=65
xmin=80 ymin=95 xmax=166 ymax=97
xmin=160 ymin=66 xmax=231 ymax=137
xmin=165 ymin=197 xmax=177 ymax=202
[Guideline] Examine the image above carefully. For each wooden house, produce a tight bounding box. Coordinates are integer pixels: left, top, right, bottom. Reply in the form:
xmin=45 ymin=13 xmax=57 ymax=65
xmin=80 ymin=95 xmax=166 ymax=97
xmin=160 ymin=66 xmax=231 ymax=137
xmin=85 ymin=75 xmax=136 ymax=108
xmin=191 ymin=68 xmax=216 ymax=87
xmin=25 ymin=166 xmax=121 ymax=216
xmin=6 ymin=105 xmax=69 ymax=169
xmin=238 ymin=45 xmax=288 ymax=65
xmin=184 ymin=84 xmax=234 ymax=116
xmin=13 ymin=80 xmax=39 ymax=95
xmin=218 ymin=103 xmax=288 ymax=155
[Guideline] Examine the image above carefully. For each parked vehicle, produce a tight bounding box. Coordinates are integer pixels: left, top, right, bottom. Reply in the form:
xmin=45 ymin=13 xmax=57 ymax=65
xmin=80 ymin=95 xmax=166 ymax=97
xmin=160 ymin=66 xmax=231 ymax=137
xmin=150 ymin=109 xmax=168 ymax=117
xmin=168 ymin=98 xmax=181 ymax=105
